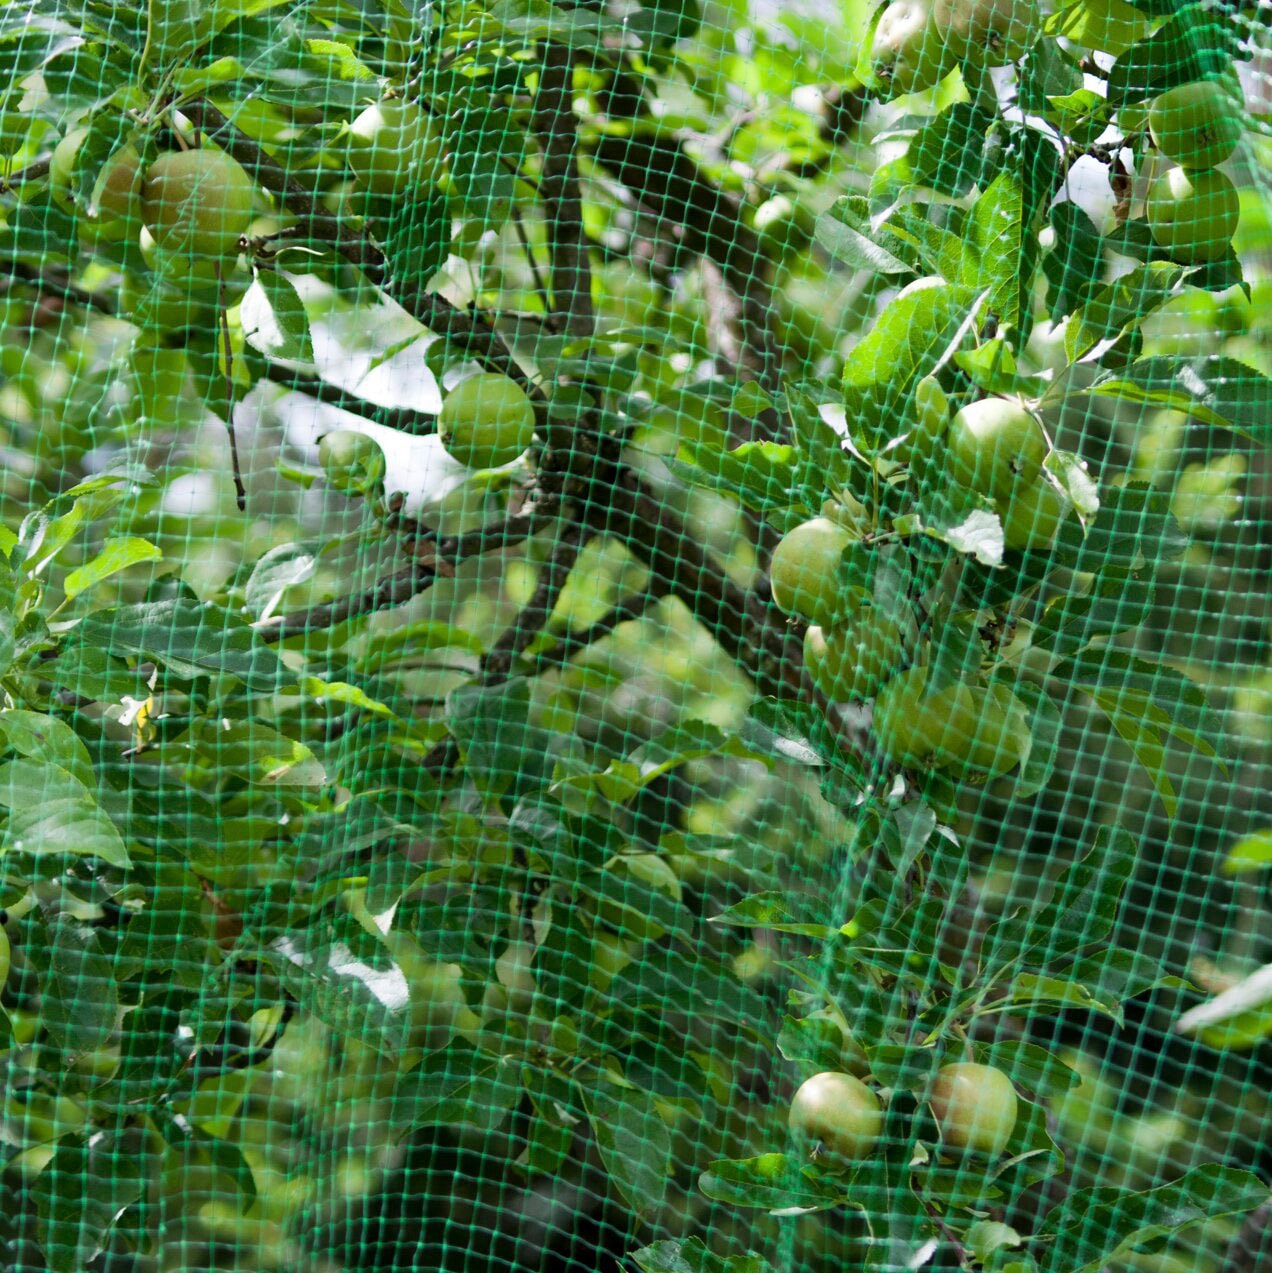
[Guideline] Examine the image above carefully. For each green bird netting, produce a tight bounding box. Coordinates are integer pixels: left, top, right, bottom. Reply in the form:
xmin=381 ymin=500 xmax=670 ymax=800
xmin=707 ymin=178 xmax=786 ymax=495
xmin=1 ymin=0 xmax=1271 ymax=1270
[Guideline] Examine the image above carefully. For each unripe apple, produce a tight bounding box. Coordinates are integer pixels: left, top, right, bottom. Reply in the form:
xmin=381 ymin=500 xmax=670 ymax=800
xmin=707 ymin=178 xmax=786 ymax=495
xmin=960 ymin=682 xmax=1030 ymax=776
xmin=929 ymin=1062 xmax=1018 ymax=1155
xmin=348 ymin=100 xmax=443 ymax=197
xmin=1001 ymin=479 xmax=1071 ymax=550
xmin=438 ymin=373 xmax=536 ymax=468
xmin=769 ymin=516 xmax=857 ymax=626
xmin=804 ymin=608 xmax=904 ymax=702
xmin=871 ymin=0 xmax=954 ymax=97
xmin=935 ymin=0 xmax=1040 ymax=65
xmin=141 ymin=148 xmax=256 ymax=260
xmin=891 ymin=374 xmax=948 ymax=472
xmin=1146 ymin=166 xmax=1239 ymax=264
xmin=789 ymin=1071 xmax=883 ymax=1161
xmin=319 ymin=429 xmax=386 ymax=495
xmin=1148 ymin=80 xmax=1242 ymax=171
xmin=89 ymin=141 xmax=144 ymax=237
xmin=947 ymin=398 xmax=1046 ymax=501
xmin=49 ymin=126 xmax=88 ymax=212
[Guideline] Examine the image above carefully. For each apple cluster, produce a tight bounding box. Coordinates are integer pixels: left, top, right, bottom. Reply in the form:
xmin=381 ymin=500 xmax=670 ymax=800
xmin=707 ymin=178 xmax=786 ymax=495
xmin=771 ymin=384 xmax=1059 ymax=775
xmin=788 ymin=1062 xmax=1018 ymax=1165
xmin=869 ymin=0 xmax=1040 ymax=97
xmin=1140 ymin=78 xmax=1244 ymax=264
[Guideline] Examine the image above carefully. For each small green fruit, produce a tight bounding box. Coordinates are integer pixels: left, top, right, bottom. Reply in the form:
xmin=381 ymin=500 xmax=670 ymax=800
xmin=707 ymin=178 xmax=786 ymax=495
xmin=789 ymin=1071 xmax=883 ymax=1161
xmin=804 ymin=608 xmax=904 ymax=702
xmin=891 ymin=374 xmax=948 ymax=472
xmin=348 ymin=100 xmax=443 ymax=197
xmin=438 ymin=373 xmax=536 ymax=468
xmin=1001 ymin=480 xmax=1070 ymax=550
xmin=947 ymin=398 xmax=1046 ymax=501
xmin=1146 ymin=166 xmax=1239 ymax=264
xmin=930 ymin=1062 xmax=1018 ymax=1155
xmin=90 ymin=142 xmax=144 ymax=235
xmin=141 ymin=148 xmax=256 ymax=260
xmin=769 ymin=516 xmax=857 ymax=626
xmin=936 ymin=0 xmax=1040 ymax=65
xmin=1148 ymin=80 xmax=1242 ymax=171
xmin=871 ymin=0 xmax=953 ymax=96
xmin=319 ymin=430 xmax=386 ymax=495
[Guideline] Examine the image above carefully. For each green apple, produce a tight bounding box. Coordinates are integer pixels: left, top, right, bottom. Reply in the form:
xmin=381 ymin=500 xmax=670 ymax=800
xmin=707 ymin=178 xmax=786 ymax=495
xmin=960 ymin=682 xmax=1030 ymax=776
xmin=141 ymin=148 xmax=256 ymax=260
xmin=929 ymin=1062 xmax=1018 ymax=1155
xmin=789 ymin=1071 xmax=883 ymax=1161
xmin=319 ymin=429 xmax=386 ymax=495
xmin=804 ymin=608 xmax=904 ymax=702
xmin=49 ymin=126 xmax=88 ymax=212
xmin=439 ymin=373 xmax=536 ymax=468
xmin=1146 ymin=166 xmax=1239 ymax=264
xmin=947 ymin=398 xmax=1047 ymax=501
xmin=891 ymin=373 xmax=948 ymax=473
xmin=871 ymin=0 xmax=953 ymax=97
xmin=1149 ymin=80 xmax=1242 ymax=170
xmin=1001 ymin=479 xmax=1071 ymax=550
xmin=1050 ymin=0 xmax=1148 ymax=56
xmin=769 ymin=516 xmax=857 ymax=626
xmin=348 ymin=100 xmax=444 ymax=197
xmin=88 ymin=141 xmax=144 ymax=238
xmin=936 ymin=0 xmax=1040 ymax=65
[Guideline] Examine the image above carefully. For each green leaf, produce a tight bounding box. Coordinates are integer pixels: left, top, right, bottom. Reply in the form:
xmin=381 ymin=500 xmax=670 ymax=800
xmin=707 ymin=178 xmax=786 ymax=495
xmin=1106 ymin=9 xmax=1241 ymax=105
xmin=776 ymin=1014 xmax=868 ymax=1078
xmin=814 ymin=196 xmax=916 ymax=275
xmin=242 ymin=271 xmax=315 ymax=365
xmin=672 ymin=440 xmax=797 ymax=510
xmin=583 ymin=1082 xmax=673 ymax=1219
xmin=35 ymin=915 xmax=120 ymax=1054
xmin=632 ymin=1238 xmax=774 ymax=1273
xmin=63 ymin=536 xmax=163 ymax=599
xmin=1223 ymin=828 xmax=1272 ymax=874
xmin=34 ymin=1130 xmax=147 ymax=1273
xmin=1084 ymin=355 xmax=1271 ymax=443
xmin=1064 ymin=263 xmax=1185 ymax=362
xmin=0 ymin=711 xmax=94 ymax=786
xmin=985 ymin=826 xmax=1136 ymax=966
xmin=709 ymin=892 xmax=836 ymax=938
xmin=971 ymin=1040 xmax=1082 ymax=1102
xmin=842 ymin=282 xmax=984 ymax=454
xmin=0 ymin=760 xmax=131 ymax=867
xmin=391 ymin=1040 xmax=522 ymax=1134
xmin=72 ymin=597 xmax=289 ymax=691
xmin=699 ymin=1153 xmax=843 ymax=1212
xmin=1042 ymin=1164 xmax=1270 ymax=1271
xmin=173 ymin=718 xmax=326 ymax=786
xmin=908 ymin=102 xmax=995 ymax=197
xmin=1062 ymin=947 xmax=1188 ymax=1023
xmin=948 ymin=174 xmax=1025 ymax=328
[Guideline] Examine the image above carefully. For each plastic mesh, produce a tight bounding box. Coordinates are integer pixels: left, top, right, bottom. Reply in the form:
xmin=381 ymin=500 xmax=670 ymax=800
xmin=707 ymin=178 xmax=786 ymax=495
xmin=1 ymin=1 xmax=1270 ymax=1271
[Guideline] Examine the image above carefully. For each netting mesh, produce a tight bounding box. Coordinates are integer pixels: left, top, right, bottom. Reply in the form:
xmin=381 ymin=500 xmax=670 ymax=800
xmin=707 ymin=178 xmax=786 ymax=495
xmin=1 ymin=0 xmax=1271 ymax=1270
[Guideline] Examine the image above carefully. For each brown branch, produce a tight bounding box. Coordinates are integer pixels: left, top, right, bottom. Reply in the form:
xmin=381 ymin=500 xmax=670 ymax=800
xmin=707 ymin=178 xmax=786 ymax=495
xmin=2 ymin=260 xmax=117 ymax=318
xmin=1220 ymin=1203 xmax=1270 ymax=1273
xmin=420 ymin=516 xmax=587 ymax=777
xmin=250 ymin=355 xmax=438 ymax=435
xmin=0 ymin=156 xmax=51 ymax=193
xmin=258 ymin=506 xmax=550 ymax=641
xmin=596 ymin=474 xmax=804 ymax=703
xmin=531 ymin=43 xmax=594 ymax=339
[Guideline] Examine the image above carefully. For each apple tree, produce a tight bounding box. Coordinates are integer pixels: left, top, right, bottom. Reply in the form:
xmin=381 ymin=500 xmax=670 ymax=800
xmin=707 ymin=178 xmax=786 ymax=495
xmin=0 ymin=0 xmax=1270 ymax=1270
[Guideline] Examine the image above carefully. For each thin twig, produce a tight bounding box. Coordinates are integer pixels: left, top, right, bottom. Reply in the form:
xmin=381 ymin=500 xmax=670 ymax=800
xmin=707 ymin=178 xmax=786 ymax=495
xmin=220 ymin=298 xmax=246 ymax=510
xmin=0 ymin=156 xmax=51 ymax=193
xmin=509 ymin=203 xmax=557 ymax=328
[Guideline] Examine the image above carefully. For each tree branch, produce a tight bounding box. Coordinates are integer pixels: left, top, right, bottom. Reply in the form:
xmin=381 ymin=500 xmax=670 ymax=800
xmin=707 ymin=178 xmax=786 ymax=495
xmin=531 ymin=43 xmax=594 ymax=339
xmin=258 ymin=506 xmax=549 ymax=641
